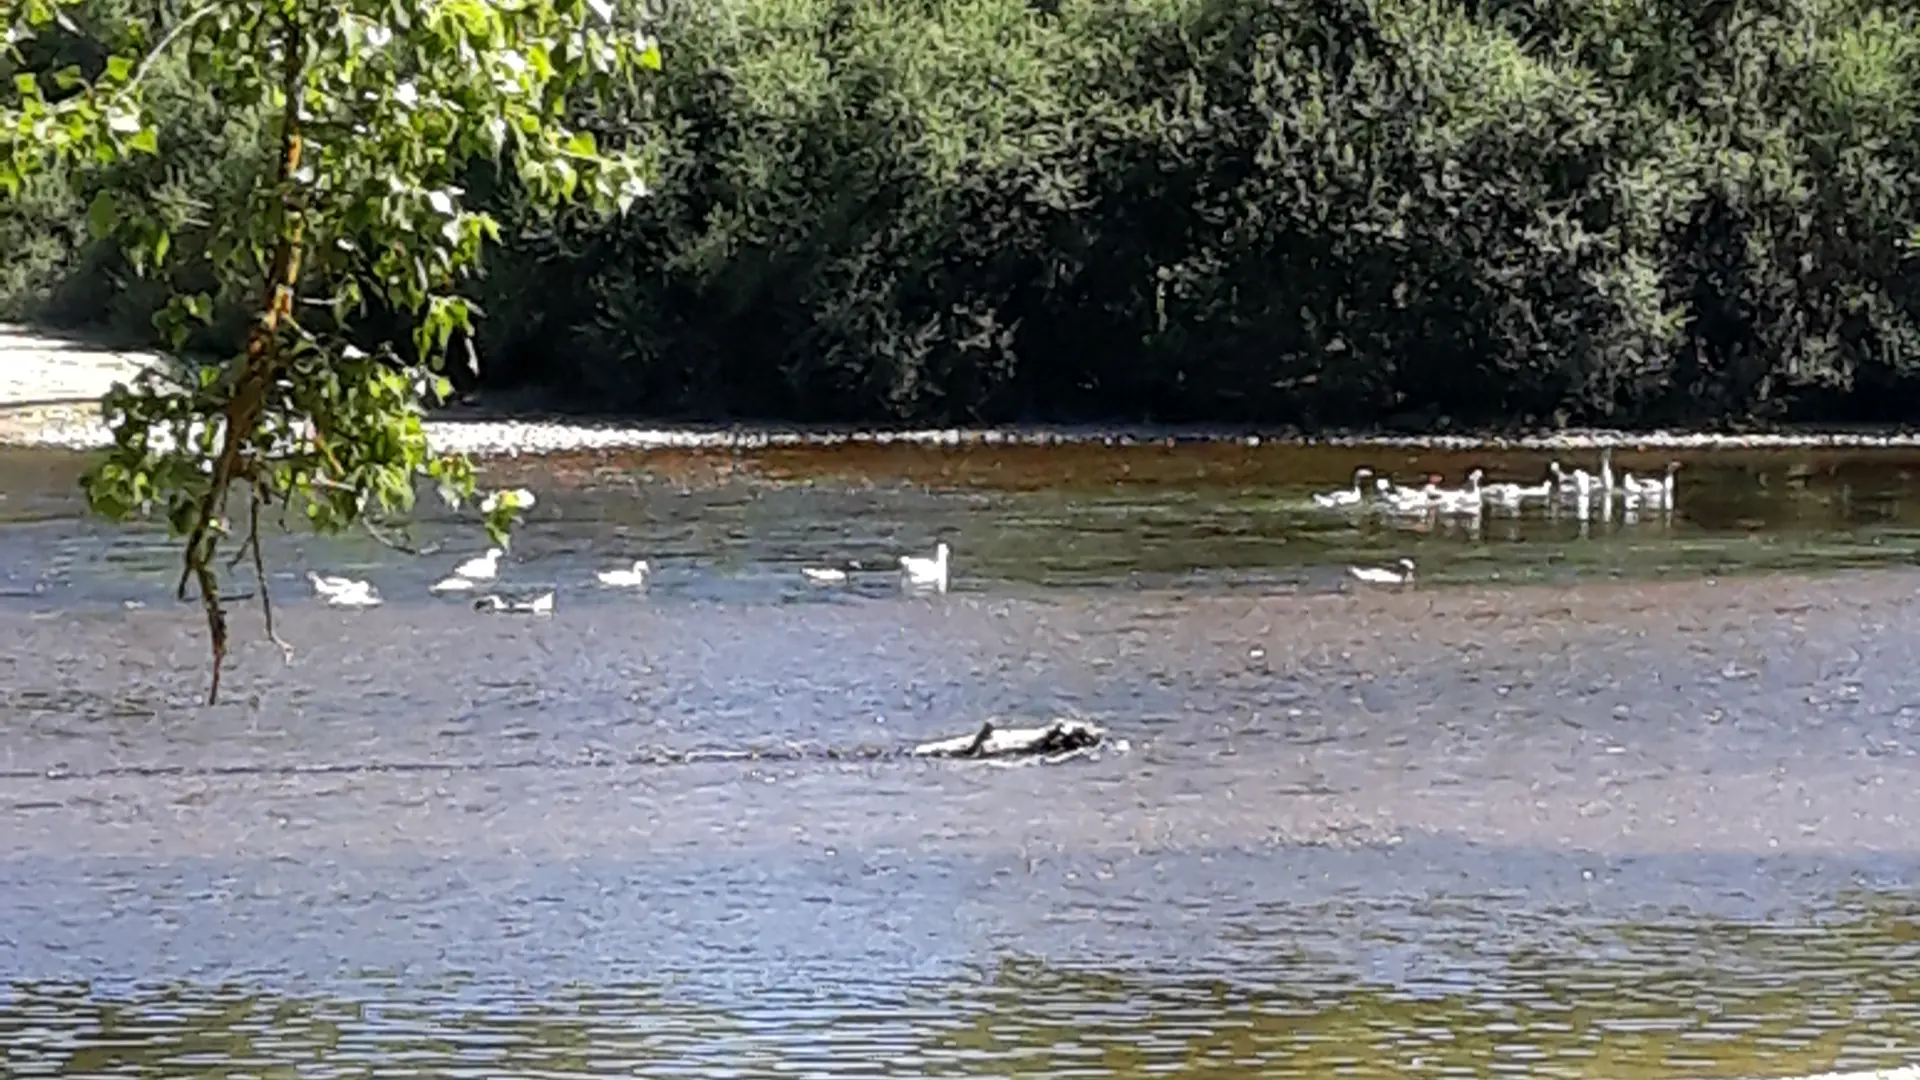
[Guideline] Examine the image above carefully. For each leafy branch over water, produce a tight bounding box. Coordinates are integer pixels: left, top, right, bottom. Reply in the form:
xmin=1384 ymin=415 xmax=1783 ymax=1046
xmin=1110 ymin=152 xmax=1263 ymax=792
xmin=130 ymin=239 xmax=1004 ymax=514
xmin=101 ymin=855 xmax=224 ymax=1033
xmin=0 ymin=0 xmax=659 ymax=701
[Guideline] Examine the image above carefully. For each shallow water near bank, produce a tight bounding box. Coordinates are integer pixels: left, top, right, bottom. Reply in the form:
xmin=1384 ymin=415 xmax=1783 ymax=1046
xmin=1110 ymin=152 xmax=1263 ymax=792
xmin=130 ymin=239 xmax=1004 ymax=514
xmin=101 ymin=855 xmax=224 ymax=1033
xmin=2 ymin=441 xmax=1919 ymax=1079
xmin=8 ymin=441 xmax=1920 ymax=604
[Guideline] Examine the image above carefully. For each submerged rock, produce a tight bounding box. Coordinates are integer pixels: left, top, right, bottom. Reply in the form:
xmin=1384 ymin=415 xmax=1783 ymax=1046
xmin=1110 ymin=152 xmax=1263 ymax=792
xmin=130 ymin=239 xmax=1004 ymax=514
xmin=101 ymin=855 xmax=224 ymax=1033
xmin=911 ymin=718 xmax=1107 ymax=760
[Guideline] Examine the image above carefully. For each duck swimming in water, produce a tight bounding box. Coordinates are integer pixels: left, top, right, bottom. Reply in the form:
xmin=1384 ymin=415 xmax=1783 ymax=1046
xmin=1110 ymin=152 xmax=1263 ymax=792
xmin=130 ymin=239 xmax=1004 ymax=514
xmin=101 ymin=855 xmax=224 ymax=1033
xmin=899 ymin=542 xmax=950 ymax=592
xmin=430 ymin=547 xmax=505 ymax=594
xmin=1622 ymin=461 xmax=1681 ymax=506
xmin=595 ymin=560 xmax=651 ymax=588
xmin=308 ymin=571 xmax=382 ymax=608
xmin=1312 ymin=468 xmax=1376 ymax=509
xmin=1481 ymin=468 xmax=1555 ymax=508
xmin=1349 ymin=557 xmax=1417 ymax=588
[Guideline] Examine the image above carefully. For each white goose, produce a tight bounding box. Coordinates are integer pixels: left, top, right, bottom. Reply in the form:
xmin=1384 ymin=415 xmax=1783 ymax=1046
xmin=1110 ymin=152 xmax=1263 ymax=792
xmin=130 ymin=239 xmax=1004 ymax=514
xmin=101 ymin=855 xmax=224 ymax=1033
xmin=1433 ymin=470 xmax=1486 ymax=515
xmin=428 ymin=541 xmax=503 ymax=591
xmin=308 ymin=571 xmax=364 ymax=598
xmin=454 ymin=547 xmax=505 ymax=579
xmin=1482 ymin=469 xmax=1555 ymax=508
xmin=900 ymin=542 xmax=950 ymax=592
xmin=1312 ymin=468 xmax=1375 ymax=509
xmin=801 ymin=567 xmax=850 ymax=585
xmin=1349 ymin=557 xmax=1417 ymax=588
xmin=308 ymin=571 xmax=382 ymax=608
xmin=1658 ymin=461 xmax=1680 ymax=503
xmin=596 ymin=560 xmax=651 ymax=588
xmin=430 ymin=546 xmax=505 ymax=594
xmin=1385 ymin=476 xmax=1443 ymax=513
xmin=1552 ymin=463 xmax=1596 ymax=504
xmin=1622 ymin=462 xmax=1681 ymax=506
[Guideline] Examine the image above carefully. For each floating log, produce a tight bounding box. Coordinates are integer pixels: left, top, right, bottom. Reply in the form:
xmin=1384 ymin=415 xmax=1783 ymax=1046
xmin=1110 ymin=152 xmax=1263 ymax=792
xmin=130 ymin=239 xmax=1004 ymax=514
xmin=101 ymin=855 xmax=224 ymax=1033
xmin=911 ymin=718 xmax=1106 ymax=760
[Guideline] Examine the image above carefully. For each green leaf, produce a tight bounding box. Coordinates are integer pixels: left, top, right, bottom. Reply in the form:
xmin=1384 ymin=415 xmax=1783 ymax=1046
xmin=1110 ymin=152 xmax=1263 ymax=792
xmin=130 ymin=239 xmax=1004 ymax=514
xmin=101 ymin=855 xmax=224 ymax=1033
xmin=86 ymin=190 xmax=118 ymax=239
xmin=105 ymin=55 xmax=135 ymax=83
xmin=129 ymin=127 xmax=158 ymax=154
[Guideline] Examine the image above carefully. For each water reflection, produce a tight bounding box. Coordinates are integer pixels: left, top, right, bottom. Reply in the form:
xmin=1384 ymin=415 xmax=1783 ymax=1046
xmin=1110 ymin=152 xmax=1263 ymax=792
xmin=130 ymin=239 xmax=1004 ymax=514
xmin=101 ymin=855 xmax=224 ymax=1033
xmin=4 ymin=899 xmax=1919 ymax=1079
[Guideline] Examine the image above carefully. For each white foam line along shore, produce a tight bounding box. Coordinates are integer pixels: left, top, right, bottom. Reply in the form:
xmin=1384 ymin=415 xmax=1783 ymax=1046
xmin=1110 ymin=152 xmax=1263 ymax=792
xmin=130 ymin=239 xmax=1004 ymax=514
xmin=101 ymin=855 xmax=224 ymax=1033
xmin=9 ymin=322 xmax=1920 ymax=455
xmin=1758 ymin=1060 xmax=1920 ymax=1068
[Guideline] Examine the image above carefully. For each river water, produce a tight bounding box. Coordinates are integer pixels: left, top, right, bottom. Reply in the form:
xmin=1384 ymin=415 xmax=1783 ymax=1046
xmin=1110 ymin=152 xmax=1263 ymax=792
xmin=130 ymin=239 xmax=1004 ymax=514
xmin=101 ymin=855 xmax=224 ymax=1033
xmin=2 ymin=442 xmax=1919 ymax=1079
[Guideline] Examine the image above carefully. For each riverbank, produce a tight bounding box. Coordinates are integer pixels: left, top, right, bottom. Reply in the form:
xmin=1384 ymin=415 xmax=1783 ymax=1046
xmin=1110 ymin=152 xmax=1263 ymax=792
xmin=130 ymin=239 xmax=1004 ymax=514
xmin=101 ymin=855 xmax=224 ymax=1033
xmin=9 ymin=322 xmax=1920 ymax=455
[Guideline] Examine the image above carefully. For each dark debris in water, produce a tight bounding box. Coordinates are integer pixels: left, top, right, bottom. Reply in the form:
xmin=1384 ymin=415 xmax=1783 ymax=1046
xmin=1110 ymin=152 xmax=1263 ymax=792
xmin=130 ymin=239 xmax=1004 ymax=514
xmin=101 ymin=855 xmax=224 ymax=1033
xmin=910 ymin=718 xmax=1111 ymax=763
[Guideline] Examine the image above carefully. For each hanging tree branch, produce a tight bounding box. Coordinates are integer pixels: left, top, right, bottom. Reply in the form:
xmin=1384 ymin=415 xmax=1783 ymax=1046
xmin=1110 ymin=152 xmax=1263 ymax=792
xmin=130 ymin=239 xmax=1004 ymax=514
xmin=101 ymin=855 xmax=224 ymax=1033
xmin=175 ymin=7 xmax=307 ymax=701
xmin=2 ymin=0 xmax=659 ymax=703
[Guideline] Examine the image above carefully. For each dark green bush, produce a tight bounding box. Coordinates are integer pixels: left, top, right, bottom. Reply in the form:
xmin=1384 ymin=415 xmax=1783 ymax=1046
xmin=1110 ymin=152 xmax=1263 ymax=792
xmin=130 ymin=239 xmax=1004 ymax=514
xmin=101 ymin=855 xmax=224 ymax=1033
xmin=9 ymin=0 xmax=1920 ymax=428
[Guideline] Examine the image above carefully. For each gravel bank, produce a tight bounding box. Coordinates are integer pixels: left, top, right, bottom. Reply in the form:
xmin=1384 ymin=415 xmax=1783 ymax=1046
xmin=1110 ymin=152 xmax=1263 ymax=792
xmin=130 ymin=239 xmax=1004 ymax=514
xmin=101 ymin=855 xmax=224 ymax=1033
xmin=8 ymin=323 xmax=1920 ymax=455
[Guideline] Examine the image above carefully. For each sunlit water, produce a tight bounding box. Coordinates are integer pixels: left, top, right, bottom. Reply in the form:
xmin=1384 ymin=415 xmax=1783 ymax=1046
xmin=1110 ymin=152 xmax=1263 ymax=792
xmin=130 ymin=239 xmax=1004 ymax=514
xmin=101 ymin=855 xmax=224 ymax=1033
xmin=3 ymin=441 xmax=1920 ymax=1079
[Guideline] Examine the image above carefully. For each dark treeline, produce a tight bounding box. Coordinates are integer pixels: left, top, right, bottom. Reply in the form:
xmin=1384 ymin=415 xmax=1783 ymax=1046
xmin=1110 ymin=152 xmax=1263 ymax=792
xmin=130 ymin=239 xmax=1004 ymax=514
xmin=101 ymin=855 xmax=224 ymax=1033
xmin=7 ymin=0 xmax=1920 ymax=430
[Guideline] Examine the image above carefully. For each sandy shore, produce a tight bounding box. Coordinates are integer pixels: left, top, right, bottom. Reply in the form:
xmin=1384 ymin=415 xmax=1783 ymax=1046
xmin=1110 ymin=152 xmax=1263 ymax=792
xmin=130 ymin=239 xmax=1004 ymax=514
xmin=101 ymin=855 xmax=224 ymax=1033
xmin=8 ymin=321 xmax=1920 ymax=455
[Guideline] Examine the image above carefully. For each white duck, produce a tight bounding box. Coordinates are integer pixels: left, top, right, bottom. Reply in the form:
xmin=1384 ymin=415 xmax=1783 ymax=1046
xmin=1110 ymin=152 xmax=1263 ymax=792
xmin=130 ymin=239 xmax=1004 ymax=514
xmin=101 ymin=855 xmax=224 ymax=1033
xmin=308 ymin=571 xmax=382 ymax=608
xmin=308 ymin=571 xmax=364 ymax=598
xmin=430 ymin=546 xmax=505 ymax=594
xmin=900 ymin=542 xmax=950 ymax=592
xmin=474 ymin=590 xmax=555 ymax=616
xmin=1551 ymin=462 xmax=1596 ymax=504
xmin=1482 ymin=469 xmax=1555 ymax=507
xmin=1432 ymin=470 xmax=1486 ymax=515
xmin=1385 ymin=476 xmax=1443 ymax=513
xmin=1349 ymin=557 xmax=1417 ymax=588
xmin=801 ymin=567 xmax=850 ymax=585
xmin=453 ymin=547 xmax=505 ymax=579
xmin=596 ymin=560 xmax=651 ymax=588
xmin=1622 ymin=462 xmax=1681 ymax=506
xmin=1312 ymin=468 xmax=1375 ymax=509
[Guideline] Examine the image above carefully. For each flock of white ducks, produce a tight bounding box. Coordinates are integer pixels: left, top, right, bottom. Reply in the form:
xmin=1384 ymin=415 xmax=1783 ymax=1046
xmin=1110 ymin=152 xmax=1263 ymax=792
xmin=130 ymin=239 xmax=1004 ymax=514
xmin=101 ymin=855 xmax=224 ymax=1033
xmin=307 ymin=451 xmax=1675 ymax=610
xmin=1337 ymin=449 xmax=1683 ymax=589
xmin=1315 ymin=449 xmax=1680 ymax=520
xmin=307 ymin=535 xmax=951 ymax=614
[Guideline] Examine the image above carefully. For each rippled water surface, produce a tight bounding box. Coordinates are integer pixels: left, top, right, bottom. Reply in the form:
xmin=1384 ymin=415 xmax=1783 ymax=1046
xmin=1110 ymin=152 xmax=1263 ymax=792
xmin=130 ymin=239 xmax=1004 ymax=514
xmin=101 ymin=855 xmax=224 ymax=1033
xmin=3 ymin=441 xmax=1920 ymax=1079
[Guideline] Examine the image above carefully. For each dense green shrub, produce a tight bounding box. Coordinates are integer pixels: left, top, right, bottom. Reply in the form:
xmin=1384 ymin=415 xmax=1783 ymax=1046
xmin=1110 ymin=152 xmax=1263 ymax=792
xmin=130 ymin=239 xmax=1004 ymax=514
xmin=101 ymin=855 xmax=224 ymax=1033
xmin=9 ymin=0 xmax=1920 ymax=428
xmin=0 ymin=0 xmax=270 ymax=350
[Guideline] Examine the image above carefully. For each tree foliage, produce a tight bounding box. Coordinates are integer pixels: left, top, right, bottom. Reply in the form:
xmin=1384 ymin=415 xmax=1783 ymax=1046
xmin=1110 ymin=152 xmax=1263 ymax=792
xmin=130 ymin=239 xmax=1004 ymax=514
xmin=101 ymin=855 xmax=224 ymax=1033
xmin=481 ymin=0 xmax=1920 ymax=428
xmin=8 ymin=0 xmax=1920 ymax=436
xmin=0 ymin=0 xmax=658 ymax=701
